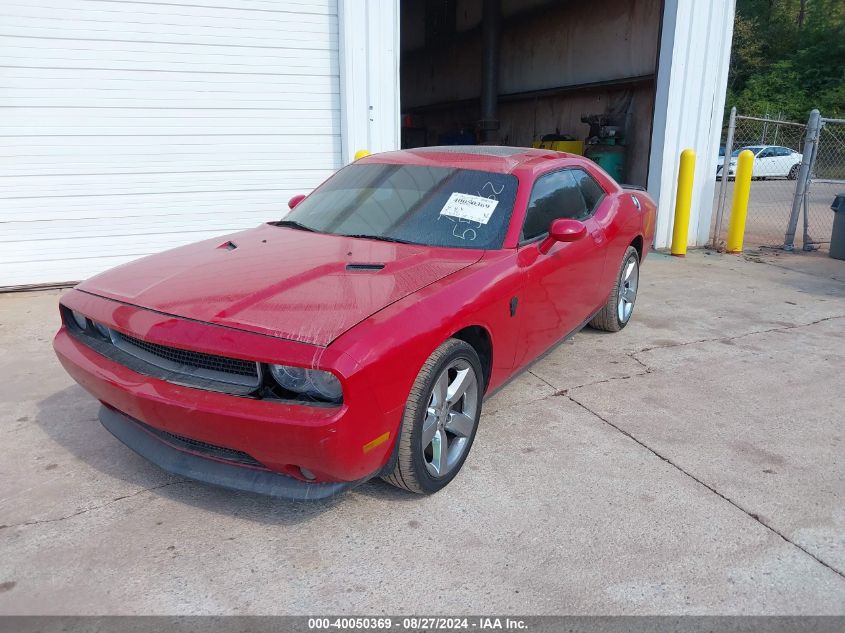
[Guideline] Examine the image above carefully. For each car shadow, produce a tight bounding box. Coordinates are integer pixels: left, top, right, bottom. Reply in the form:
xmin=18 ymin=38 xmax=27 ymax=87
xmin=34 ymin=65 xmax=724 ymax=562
xmin=34 ymin=386 xmax=419 ymax=525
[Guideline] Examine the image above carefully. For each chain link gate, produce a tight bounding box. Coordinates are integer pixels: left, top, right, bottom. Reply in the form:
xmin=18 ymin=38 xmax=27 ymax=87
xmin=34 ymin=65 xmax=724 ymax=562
xmin=711 ymin=108 xmax=845 ymax=253
xmin=711 ymin=110 xmax=807 ymax=250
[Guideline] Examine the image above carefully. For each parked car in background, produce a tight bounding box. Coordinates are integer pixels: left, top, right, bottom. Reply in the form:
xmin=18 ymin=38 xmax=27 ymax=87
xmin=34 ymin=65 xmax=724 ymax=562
xmin=53 ymin=146 xmax=656 ymax=499
xmin=717 ymin=145 xmax=802 ymax=180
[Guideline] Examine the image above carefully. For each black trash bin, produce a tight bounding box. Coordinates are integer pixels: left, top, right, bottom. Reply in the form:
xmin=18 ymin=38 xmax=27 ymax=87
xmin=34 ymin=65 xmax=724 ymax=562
xmin=831 ymin=194 xmax=845 ymax=260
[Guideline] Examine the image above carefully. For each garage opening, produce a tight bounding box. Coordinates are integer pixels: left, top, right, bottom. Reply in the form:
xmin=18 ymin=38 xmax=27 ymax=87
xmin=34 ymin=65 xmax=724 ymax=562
xmin=399 ymin=0 xmax=662 ymax=188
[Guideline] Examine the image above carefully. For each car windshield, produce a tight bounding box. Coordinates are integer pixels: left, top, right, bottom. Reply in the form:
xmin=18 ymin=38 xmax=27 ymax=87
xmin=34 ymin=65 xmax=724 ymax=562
xmin=279 ymin=163 xmax=519 ymax=249
xmin=732 ymin=146 xmax=763 ymax=157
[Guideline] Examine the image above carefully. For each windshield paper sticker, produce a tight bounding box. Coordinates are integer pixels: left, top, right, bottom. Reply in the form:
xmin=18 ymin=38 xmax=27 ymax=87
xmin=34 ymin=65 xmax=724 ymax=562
xmin=439 ymin=192 xmax=499 ymax=225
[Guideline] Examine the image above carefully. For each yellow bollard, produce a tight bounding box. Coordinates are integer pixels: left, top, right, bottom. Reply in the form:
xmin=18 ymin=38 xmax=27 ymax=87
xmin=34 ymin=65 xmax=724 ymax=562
xmin=354 ymin=149 xmax=370 ymax=160
xmin=726 ymin=149 xmax=754 ymax=254
xmin=671 ymin=149 xmax=696 ymax=257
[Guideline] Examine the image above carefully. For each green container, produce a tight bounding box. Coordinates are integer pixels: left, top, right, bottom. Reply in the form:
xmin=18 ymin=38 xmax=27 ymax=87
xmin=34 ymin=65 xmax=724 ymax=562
xmin=585 ymin=144 xmax=626 ymax=182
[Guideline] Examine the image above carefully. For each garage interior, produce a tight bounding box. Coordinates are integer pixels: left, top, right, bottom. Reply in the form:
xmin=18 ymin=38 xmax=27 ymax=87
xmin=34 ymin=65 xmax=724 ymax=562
xmin=400 ymin=0 xmax=662 ymax=187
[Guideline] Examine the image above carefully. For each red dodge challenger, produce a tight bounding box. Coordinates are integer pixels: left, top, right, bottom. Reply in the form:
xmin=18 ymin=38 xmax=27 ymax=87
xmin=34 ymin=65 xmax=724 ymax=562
xmin=54 ymin=146 xmax=656 ymax=499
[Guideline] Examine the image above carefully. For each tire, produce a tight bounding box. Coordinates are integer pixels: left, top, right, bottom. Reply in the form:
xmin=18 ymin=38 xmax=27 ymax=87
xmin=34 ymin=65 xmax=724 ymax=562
xmin=788 ymin=164 xmax=799 ymax=180
xmin=382 ymin=339 xmax=483 ymax=494
xmin=589 ymin=246 xmax=640 ymax=333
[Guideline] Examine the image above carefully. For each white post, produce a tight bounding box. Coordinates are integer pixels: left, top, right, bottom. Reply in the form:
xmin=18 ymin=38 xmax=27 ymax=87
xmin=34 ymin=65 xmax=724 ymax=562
xmin=337 ymin=0 xmax=401 ymax=165
xmin=647 ymin=0 xmax=736 ymax=249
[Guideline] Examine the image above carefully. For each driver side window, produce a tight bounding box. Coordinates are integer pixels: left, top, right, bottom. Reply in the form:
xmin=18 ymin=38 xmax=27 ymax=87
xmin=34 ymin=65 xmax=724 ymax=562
xmin=522 ymin=170 xmax=588 ymax=241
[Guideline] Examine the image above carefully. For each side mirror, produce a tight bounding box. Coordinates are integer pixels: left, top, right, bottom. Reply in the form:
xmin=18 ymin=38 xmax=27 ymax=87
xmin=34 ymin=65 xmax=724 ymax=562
xmin=539 ymin=219 xmax=587 ymax=254
xmin=288 ymin=194 xmax=306 ymax=210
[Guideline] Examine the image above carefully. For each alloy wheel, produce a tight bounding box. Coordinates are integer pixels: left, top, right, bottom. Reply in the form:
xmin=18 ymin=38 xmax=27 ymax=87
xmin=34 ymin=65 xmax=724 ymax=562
xmin=421 ymin=360 xmax=479 ymax=478
xmin=617 ymin=255 xmax=639 ymax=324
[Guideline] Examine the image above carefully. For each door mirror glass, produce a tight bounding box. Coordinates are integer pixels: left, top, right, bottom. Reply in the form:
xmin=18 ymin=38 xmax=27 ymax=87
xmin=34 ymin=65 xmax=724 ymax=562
xmin=540 ymin=218 xmax=587 ymax=253
xmin=288 ymin=194 xmax=306 ymax=210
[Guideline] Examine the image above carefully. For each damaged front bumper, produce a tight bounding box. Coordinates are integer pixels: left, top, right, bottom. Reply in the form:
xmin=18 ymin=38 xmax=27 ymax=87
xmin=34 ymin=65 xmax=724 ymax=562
xmin=99 ymin=405 xmax=357 ymax=500
xmin=53 ymin=289 xmax=404 ymax=499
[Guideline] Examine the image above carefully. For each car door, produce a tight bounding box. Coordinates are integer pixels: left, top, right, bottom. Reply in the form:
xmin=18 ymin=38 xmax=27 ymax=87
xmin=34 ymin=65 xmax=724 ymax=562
xmin=756 ymin=147 xmax=778 ymax=176
xmin=514 ymin=168 xmax=608 ymax=368
xmin=776 ymin=147 xmax=801 ymax=178
xmin=769 ymin=146 xmax=788 ymax=177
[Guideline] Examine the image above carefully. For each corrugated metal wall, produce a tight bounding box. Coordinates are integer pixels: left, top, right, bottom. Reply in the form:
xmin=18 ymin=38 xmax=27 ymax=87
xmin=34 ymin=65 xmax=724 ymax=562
xmin=0 ymin=0 xmax=343 ymax=287
xmin=399 ymin=0 xmax=661 ymax=187
xmin=648 ymin=0 xmax=736 ymax=248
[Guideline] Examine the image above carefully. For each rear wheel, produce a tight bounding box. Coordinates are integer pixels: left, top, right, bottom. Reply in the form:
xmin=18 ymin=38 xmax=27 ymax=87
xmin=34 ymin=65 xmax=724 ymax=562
xmin=589 ymin=246 xmax=640 ymax=332
xmin=382 ymin=339 xmax=483 ymax=494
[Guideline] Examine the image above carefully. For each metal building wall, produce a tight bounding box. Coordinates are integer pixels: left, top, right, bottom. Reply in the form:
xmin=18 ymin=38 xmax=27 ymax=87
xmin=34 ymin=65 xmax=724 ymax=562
xmin=1 ymin=0 xmax=400 ymax=288
xmin=648 ymin=0 xmax=736 ymax=249
xmin=399 ymin=0 xmax=662 ymax=186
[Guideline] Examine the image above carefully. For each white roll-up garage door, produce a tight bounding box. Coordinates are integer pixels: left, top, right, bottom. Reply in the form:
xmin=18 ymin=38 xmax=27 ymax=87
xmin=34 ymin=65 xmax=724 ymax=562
xmin=0 ymin=0 xmax=341 ymax=288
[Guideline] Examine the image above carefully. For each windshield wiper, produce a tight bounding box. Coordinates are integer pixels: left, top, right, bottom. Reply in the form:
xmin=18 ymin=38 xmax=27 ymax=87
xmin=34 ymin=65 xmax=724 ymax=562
xmin=274 ymin=219 xmax=317 ymax=232
xmin=342 ymin=234 xmax=418 ymax=245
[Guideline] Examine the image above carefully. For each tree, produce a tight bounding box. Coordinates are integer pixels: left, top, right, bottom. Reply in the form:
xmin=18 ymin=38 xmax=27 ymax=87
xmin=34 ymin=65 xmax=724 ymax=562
xmin=728 ymin=0 xmax=845 ymax=121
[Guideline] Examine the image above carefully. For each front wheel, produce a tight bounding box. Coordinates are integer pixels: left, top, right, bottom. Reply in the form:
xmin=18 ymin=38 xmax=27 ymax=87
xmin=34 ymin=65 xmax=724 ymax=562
xmin=788 ymin=164 xmax=799 ymax=180
xmin=382 ymin=339 xmax=483 ymax=494
xmin=589 ymin=246 xmax=640 ymax=332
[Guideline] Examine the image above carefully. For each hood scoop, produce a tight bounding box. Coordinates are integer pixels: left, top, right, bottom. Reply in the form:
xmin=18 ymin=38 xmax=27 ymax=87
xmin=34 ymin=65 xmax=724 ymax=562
xmin=218 ymin=240 xmax=238 ymax=251
xmin=346 ymin=263 xmax=385 ymax=272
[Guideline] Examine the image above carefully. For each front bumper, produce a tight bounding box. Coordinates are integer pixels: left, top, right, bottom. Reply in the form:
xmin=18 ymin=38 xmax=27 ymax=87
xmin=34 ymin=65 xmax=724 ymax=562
xmin=53 ymin=292 xmax=403 ymax=496
xmin=99 ymin=405 xmax=356 ymax=499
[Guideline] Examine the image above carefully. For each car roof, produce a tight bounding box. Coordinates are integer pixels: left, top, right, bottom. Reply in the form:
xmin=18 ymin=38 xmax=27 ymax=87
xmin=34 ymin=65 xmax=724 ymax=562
xmin=356 ymin=145 xmax=579 ymax=175
xmin=742 ymin=145 xmax=792 ymax=150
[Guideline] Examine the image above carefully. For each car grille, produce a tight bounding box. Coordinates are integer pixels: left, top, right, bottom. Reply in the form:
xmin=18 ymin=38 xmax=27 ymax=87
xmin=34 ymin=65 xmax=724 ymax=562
xmin=109 ymin=330 xmax=261 ymax=388
xmin=61 ymin=305 xmax=264 ymax=394
xmin=117 ymin=332 xmax=258 ymax=379
xmin=136 ymin=418 xmax=266 ymax=468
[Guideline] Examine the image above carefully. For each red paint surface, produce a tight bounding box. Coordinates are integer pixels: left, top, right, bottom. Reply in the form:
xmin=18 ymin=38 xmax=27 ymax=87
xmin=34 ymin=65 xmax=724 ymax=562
xmin=54 ymin=148 xmax=656 ymax=484
xmin=77 ymin=223 xmax=482 ymax=346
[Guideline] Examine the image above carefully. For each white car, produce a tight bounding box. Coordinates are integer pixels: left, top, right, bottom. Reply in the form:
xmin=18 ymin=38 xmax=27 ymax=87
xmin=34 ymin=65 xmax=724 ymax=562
xmin=717 ymin=145 xmax=802 ymax=180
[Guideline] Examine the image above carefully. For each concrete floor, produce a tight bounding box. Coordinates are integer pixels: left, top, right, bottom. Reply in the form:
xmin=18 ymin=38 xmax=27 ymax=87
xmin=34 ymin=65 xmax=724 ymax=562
xmin=0 ymin=250 xmax=844 ymax=615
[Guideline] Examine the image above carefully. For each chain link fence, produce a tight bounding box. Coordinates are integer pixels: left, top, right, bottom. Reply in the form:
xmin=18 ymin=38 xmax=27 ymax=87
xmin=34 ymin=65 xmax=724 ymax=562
xmin=710 ymin=109 xmax=845 ymax=253
xmin=711 ymin=112 xmax=807 ymax=250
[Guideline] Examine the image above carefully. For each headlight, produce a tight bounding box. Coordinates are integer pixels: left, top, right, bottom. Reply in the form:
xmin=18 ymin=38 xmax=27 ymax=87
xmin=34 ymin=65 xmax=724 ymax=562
xmin=92 ymin=321 xmax=111 ymax=340
xmin=70 ymin=309 xmax=88 ymax=330
xmin=269 ymin=364 xmax=342 ymax=402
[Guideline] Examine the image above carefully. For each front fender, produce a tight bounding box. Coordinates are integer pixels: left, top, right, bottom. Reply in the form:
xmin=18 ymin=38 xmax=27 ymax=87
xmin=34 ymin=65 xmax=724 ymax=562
xmin=330 ymin=251 xmax=522 ymax=415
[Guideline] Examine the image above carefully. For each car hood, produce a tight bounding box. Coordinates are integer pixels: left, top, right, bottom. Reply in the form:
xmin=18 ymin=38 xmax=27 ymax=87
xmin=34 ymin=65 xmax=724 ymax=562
xmin=78 ymin=223 xmax=483 ymax=346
